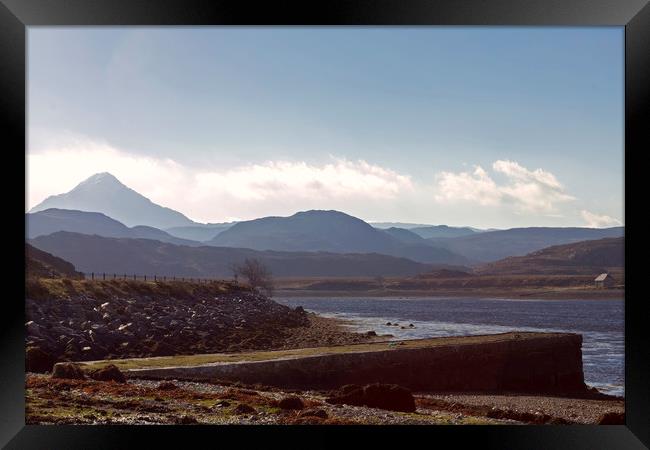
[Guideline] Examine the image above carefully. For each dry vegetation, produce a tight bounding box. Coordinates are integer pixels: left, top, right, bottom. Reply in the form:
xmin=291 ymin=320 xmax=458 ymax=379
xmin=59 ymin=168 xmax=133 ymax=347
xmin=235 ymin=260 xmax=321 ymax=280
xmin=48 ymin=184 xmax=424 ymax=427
xmin=25 ymin=374 xmax=509 ymax=425
xmin=26 ymin=277 xmax=240 ymax=301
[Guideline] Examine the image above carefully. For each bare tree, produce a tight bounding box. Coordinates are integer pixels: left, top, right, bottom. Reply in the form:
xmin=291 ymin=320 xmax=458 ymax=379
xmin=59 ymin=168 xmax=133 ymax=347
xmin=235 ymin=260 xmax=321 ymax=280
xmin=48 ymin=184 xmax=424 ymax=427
xmin=228 ymin=262 xmax=240 ymax=284
xmin=231 ymin=258 xmax=274 ymax=296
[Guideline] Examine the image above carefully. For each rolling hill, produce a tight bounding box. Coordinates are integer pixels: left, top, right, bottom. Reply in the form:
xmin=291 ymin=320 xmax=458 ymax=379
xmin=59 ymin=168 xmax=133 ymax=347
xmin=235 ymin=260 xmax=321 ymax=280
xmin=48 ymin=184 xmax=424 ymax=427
xmin=208 ymin=210 xmax=468 ymax=265
xmin=381 ymin=227 xmax=429 ymax=244
xmin=26 ymin=208 xmax=201 ymax=246
xmin=29 ymin=231 xmax=439 ymax=278
xmin=428 ymin=226 xmax=624 ymax=262
xmin=476 ymin=237 xmax=624 ymax=275
xmin=29 ymin=172 xmax=196 ymax=229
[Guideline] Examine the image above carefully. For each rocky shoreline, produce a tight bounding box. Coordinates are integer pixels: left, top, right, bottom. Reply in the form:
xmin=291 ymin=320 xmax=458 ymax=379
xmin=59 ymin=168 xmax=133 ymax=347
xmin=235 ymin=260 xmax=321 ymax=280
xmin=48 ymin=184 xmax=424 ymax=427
xmin=25 ymin=277 xmax=624 ymax=426
xmin=26 ymin=278 xmax=375 ymax=371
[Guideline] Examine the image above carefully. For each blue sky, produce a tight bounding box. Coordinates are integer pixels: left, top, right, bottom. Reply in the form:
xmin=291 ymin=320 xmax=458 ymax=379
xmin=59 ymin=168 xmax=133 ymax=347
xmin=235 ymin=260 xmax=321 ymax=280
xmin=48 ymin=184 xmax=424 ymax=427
xmin=27 ymin=27 xmax=624 ymax=228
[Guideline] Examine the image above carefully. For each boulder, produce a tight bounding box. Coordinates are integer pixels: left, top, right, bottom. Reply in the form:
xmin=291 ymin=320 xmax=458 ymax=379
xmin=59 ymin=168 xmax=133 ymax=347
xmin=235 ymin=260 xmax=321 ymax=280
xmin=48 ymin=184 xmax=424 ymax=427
xmin=299 ymin=408 xmax=328 ymax=419
xmin=336 ymin=384 xmax=361 ymax=395
xmin=234 ymin=403 xmax=256 ymax=415
xmin=156 ymin=381 xmax=178 ymax=390
xmin=52 ymin=362 xmax=86 ymax=380
xmin=174 ymin=415 xmax=199 ymax=424
xmin=25 ymin=347 xmax=56 ymax=373
xmin=87 ymin=364 xmax=126 ymax=383
xmin=278 ymin=396 xmax=305 ymax=410
xmin=598 ymin=412 xmax=625 ymax=425
xmin=326 ymin=383 xmax=416 ymax=412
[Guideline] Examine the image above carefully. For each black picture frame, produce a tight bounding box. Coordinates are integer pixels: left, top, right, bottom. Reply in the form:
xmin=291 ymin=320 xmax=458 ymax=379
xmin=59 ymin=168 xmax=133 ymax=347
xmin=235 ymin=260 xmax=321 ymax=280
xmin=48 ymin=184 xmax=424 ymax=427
xmin=2 ymin=0 xmax=647 ymax=448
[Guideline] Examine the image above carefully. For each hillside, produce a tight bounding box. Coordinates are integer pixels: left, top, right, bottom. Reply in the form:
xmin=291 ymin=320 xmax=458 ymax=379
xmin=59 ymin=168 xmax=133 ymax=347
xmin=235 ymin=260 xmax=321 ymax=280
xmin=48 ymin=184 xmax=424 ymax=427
xmin=428 ymin=226 xmax=624 ymax=262
xmin=29 ymin=172 xmax=196 ymax=229
xmin=27 ymin=208 xmax=201 ymax=246
xmin=381 ymin=227 xmax=428 ymax=244
xmin=30 ymin=231 xmax=438 ymax=278
xmin=209 ymin=210 xmax=468 ymax=265
xmin=476 ymin=237 xmax=624 ymax=275
xmin=26 ymin=243 xmax=84 ymax=279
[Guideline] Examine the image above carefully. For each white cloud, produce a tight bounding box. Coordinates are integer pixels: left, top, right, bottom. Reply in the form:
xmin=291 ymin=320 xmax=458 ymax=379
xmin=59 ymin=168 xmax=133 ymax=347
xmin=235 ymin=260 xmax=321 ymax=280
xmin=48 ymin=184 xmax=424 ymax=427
xmin=434 ymin=166 xmax=501 ymax=206
xmin=434 ymin=159 xmax=575 ymax=214
xmin=27 ymin=134 xmax=413 ymax=222
xmin=194 ymin=159 xmax=412 ymax=202
xmin=29 ymin=133 xmax=616 ymax=228
xmin=580 ymin=210 xmax=622 ymax=228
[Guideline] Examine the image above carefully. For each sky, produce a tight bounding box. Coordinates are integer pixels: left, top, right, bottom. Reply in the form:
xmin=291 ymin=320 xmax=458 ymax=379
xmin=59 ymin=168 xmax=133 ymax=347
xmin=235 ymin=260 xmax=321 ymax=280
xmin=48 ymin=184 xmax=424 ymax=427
xmin=27 ymin=27 xmax=624 ymax=228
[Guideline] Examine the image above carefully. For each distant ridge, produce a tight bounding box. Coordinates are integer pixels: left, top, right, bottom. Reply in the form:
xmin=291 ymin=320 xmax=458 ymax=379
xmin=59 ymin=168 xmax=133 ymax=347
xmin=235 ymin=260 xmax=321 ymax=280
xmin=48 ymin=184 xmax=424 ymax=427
xmin=26 ymin=208 xmax=201 ymax=246
xmin=410 ymin=225 xmax=479 ymax=239
xmin=476 ymin=237 xmax=624 ymax=275
xmin=209 ymin=210 xmax=469 ymax=265
xmin=30 ymin=231 xmax=440 ymax=278
xmin=429 ymin=226 xmax=625 ymax=262
xmin=165 ymin=223 xmax=235 ymax=241
xmin=29 ymin=172 xmax=196 ymax=229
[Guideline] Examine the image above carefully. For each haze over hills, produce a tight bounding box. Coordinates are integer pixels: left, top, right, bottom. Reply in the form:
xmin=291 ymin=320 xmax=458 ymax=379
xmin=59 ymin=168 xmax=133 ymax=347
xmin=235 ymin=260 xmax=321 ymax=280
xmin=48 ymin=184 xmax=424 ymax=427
xmin=164 ymin=223 xmax=235 ymax=242
xmin=410 ymin=225 xmax=479 ymax=239
xmin=371 ymin=222 xmax=483 ymax=239
xmin=26 ymin=208 xmax=201 ymax=246
xmin=29 ymin=172 xmax=196 ymax=229
xmin=30 ymin=232 xmax=438 ymax=278
xmin=476 ymin=237 xmax=624 ymax=275
xmin=371 ymin=222 xmax=436 ymax=229
xmin=429 ymin=227 xmax=625 ymax=263
xmin=209 ymin=210 xmax=469 ymax=265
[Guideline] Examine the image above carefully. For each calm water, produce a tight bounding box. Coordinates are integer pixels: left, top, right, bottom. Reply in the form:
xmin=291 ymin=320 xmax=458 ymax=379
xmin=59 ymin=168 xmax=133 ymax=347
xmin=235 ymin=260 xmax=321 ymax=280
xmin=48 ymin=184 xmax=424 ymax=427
xmin=275 ymin=296 xmax=624 ymax=397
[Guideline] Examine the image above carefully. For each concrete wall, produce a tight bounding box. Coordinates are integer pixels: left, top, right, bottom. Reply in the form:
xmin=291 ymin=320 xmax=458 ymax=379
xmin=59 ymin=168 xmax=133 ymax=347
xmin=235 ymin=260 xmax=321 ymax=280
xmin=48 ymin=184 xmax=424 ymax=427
xmin=129 ymin=333 xmax=587 ymax=395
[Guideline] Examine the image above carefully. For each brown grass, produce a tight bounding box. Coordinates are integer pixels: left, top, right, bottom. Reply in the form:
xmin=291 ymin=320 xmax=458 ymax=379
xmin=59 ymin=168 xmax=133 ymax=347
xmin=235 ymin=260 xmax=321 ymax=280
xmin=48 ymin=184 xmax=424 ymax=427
xmin=26 ymin=277 xmax=244 ymax=301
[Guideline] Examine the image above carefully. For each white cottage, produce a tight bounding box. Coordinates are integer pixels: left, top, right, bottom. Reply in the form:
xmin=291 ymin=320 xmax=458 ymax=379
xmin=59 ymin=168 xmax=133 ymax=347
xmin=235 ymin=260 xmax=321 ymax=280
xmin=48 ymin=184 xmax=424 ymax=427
xmin=594 ymin=273 xmax=614 ymax=288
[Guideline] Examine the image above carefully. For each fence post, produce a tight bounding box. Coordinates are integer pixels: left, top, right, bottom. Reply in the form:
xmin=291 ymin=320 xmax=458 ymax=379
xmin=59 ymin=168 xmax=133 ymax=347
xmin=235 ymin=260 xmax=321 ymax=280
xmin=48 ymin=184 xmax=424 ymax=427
xmin=91 ymin=272 xmax=94 ymax=280
xmin=133 ymin=274 xmax=136 ymax=280
xmin=103 ymin=273 xmax=106 ymax=280
xmin=144 ymin=275 xmax=147 ymax=281
xmin=113 ymin=273 xmax=116 ymax=280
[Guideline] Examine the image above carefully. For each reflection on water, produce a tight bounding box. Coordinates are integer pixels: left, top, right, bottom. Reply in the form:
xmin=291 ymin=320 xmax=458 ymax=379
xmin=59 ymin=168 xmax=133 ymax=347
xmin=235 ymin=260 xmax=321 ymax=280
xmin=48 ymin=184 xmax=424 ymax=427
xmin=276 ymin=296 xmax=624 ymax=397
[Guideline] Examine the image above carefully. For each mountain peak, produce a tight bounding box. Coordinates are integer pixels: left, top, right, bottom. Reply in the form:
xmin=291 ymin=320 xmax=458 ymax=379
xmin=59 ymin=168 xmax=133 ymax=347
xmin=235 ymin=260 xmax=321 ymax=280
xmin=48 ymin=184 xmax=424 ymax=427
xmin=77 ymin=172 xmax=123 ymax=187
xmin=292 ymin=209 xmax=352 ymax=218
xmin=29 ymin=172 xmax=196 ymax=229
